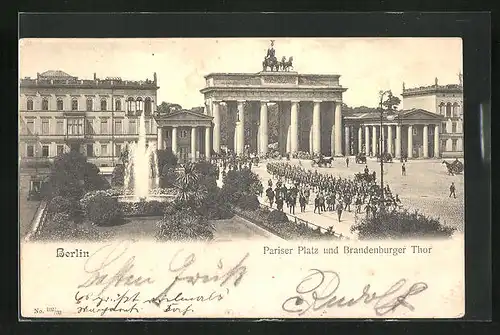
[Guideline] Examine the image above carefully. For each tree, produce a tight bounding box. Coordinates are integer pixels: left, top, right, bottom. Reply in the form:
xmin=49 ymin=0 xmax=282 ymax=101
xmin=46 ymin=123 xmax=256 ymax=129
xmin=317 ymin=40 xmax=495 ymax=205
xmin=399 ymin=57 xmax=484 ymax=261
xmin=157 ymin=102 xmax=182 ymax=114
xmin=382 ymin=94 xmax=401 ymax=110
xmin=46 ymin=151 xmax=109 ymax=200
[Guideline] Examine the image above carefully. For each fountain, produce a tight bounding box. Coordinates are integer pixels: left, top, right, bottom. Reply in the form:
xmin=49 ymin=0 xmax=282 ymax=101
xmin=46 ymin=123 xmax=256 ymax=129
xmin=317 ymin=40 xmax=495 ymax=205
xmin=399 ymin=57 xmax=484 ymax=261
xmin=118 ymin=111 xmax=174 ymax=203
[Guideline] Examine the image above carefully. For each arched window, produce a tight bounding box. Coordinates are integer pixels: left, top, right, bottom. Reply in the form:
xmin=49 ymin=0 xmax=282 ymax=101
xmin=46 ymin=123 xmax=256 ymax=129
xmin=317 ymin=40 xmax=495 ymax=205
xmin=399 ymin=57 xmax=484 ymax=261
xmin=445 ymin=103 xmax=452 ymax=118
xmin=145 ymin=97 xmax=152 ymax=115
xmin=127 ymin=97 xmax=135 ymax=114
xmin=135 ymin=97 xmax=144 ymax=113
xmin=72 ymin=99 xmax=78 ymax=111
xmin=115 ymin=99 xmax=121 ymax=111
xmin=86 ymin=98 xmax=93 ymax=111
xmin=101 ymin=99 xmax=107 ymax=111
xmin=452 ymin=103 xmax=459 ymax=117
xmin=438 ymin=102 xmax=445 ymax=115
xmin=42 ymin=98 xmax=49 ymax=110
xmin=57 ymin=99 xmax=63 ymax=111
xmin=27 ymin=99 xmax=33 ymax=111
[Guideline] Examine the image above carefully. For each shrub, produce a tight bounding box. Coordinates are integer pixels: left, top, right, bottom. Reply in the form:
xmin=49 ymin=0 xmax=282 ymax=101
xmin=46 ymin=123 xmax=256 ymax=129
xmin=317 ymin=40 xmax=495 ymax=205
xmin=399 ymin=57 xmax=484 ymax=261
xmin=197 ymin=187 xmax=233 ymax=220
xmin=120 ymin=200 xmax=167 ymax=217
xmin=221 ymin=169 xmax=263 ymax=205
xmin=47 ymin=196 xmax=79 ymax=216
xmin=156 ymin=206 xmax=214 ymax=241
xmin=350 ymin=209 xmax=456 ymax=239
xmin=84 ymin=194 xmax=122 ymax=226
xmin=36 ymin=213 xmax=110 ymax=241
xmin=267 ymin=210 xmax=289 ymax=224
xmin=111 ymin=164 xmax=125 ymax=187
xmin=237 ymin=194 xmax=260 ymax=211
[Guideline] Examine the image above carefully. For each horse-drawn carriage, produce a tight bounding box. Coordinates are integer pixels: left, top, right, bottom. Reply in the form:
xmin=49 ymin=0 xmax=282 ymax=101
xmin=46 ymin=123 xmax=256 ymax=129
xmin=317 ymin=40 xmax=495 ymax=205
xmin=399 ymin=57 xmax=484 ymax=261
xmin=311 ymin=156 xmax=334 ymax=167
xmin=442 ymin=159 xmax=464 ymax=175
xmin=377 ymin=152 xmax=393 ymax=163
xmin=355 ymin=153 xmax=367 ymax=164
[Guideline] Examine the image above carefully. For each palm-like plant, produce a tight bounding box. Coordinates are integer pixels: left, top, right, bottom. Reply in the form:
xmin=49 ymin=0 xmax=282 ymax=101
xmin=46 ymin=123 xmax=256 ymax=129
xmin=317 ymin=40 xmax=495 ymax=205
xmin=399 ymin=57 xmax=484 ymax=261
xmin=174 ymin=163 xmax=207 ymax=207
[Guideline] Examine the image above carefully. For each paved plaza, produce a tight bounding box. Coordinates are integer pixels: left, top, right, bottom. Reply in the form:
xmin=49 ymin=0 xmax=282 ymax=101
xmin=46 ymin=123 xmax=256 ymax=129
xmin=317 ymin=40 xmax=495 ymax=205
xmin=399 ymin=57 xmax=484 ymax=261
xmin=251 ymin=157 xmax=465 ymax=238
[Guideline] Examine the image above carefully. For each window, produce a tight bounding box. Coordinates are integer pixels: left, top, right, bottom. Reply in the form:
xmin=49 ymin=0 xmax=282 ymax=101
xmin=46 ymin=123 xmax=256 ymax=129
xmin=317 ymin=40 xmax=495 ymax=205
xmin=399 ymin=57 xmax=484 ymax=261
xmin=85 ymin=119 xmax=94 ymax=135
xmin=57 ymin=145 xmax=64 ymax=155
xmin=145 ymin=97 xmax=152 ymax=115
xmin=86 ymin=98 xmax=93 ymax=111
xmin=56 ymin=120 xmax=64 ymax=134
xmin=27 ymin=145 xmax=34 ymax=157
xmin=27 ymin=99 xmax=33 ymax=110
xmin=438 ymin=102 xmax=445 ymax=115
xmin=129 ymin=120 xmax=137 ymax=134
xmin=72 ymin=99 xmax=78 ymax=111
xmin=57 ymin=99 xmax=63 ymax=111
xmin=451 ymin=122 xmax=457 ymax=133
xmin=100 ymin=119 xmax=108 ymax=134
xmin=114 ymin=120 xmax=122 ymax=134
xmin=26 ymin=120 xmax=34 ymax=134
xmin=101 ymin=99 xmax=107 ymax=111
xmin=453 ymin=104 xmax=460 ymax=118
xmin=42 ymin=145 xmax=49 ymax=157
xmin=135 ymin=98 xmax=144 ymax=113
xmin=452 ymin=139 xmax=457 ymax=151
xmin=101 ymin=144 xmax=108 ymax=156
xmin=42 ymin=99 xmax=49 ymax=110
xmin=87 ymin=144 xmax=94 ymax=157
xmin=41 ymin=120 xmax=50 ymax=134
xmin=412 ymin=127 xmax=417 ymax=136
xmin=115 ymin=99 xmax=121 ymax=111
xmin=441 ymin=122 xmax=447 ymax=134
xmin=144 ymin=120 xmax=150 ymax=134
xmin=127 ymin=98 xmax=135 ymax=114
xmin=115 ymin=144 xmax=121 ymax=156
xmin=445 ymin=103 xmax=452 ymax=117
xmin=180 ymin=129 xmax=188 ymax=138
xmin=68 ymin=119 xmax=84 ymax=135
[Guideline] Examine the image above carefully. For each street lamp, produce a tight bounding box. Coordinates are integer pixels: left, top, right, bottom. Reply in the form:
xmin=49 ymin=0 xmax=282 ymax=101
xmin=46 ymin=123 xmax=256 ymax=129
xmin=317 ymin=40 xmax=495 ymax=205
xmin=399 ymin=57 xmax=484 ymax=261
xmin=378 ymin=90 xmax=392 ymax=209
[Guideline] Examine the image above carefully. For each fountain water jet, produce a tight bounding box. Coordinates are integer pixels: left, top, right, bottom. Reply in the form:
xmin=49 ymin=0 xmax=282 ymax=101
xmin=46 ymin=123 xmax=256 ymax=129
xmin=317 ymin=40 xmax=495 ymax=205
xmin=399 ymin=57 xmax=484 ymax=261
xmin=120 ymin=111 xmax=171 ymax=203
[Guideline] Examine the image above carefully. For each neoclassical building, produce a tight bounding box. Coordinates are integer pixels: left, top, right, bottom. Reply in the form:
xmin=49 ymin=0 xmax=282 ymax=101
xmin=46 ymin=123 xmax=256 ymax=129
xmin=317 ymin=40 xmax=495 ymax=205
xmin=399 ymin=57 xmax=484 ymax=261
xmin=19 ymin=70 xmax=159 ymax=167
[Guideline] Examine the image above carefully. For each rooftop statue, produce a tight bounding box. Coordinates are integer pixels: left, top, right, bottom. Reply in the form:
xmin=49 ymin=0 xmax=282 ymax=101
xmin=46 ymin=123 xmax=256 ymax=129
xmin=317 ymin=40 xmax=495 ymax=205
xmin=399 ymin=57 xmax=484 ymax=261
xmin=262 ymin=40 xmax=294 ymax=72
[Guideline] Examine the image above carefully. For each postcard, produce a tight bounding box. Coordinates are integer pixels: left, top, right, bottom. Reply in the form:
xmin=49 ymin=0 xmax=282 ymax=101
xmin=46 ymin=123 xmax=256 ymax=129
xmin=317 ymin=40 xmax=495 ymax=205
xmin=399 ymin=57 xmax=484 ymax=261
xmin=19 ymin=37 xmax=465 ymax=318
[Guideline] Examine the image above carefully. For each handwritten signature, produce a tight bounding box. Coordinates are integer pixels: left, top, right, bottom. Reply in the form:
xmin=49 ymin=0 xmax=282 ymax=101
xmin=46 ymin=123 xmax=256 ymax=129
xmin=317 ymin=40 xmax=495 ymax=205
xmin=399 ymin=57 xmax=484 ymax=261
xmin=148 ymin=249 xmax=249 ymax=307
xmin=77 ymin=240 xmax=154 ymax=296
xmin=282 ymin=269 xmax=428 ymax=316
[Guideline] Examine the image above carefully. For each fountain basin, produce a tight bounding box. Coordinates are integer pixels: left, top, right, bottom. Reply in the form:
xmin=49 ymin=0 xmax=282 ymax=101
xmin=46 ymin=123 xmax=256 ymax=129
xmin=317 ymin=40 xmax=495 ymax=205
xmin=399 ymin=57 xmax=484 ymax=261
xmin=116 ymin=194 xmax=175 ymax=203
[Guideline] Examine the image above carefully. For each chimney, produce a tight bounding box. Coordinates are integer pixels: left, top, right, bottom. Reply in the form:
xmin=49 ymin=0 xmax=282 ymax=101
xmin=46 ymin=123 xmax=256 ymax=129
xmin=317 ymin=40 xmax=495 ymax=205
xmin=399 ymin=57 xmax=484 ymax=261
xmin=94 ymin=73 xmax=97 ymax=80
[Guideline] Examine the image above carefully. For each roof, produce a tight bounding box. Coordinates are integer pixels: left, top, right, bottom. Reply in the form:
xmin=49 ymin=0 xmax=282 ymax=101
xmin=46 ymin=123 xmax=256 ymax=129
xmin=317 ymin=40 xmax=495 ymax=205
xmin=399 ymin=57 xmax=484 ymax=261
xmin=39 ymin=70 xmax=74 ymax=78
xmin=154 ymin=109 xmax=213 ymax=127
xmin=345 ymin=108 xmax=444 ymax=122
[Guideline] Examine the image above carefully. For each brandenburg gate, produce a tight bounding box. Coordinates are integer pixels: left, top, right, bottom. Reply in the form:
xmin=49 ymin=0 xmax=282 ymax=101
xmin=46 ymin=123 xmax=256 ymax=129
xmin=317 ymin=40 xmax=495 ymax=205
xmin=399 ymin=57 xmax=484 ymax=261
xmin=200 ymin=71 xmax=348 ymax=157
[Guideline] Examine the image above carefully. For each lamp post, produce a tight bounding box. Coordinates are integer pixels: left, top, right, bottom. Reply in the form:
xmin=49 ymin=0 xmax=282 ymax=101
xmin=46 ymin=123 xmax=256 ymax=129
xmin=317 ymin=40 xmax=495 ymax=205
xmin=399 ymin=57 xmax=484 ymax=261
xmin=378 ymin=90 xmax=392 ymax=209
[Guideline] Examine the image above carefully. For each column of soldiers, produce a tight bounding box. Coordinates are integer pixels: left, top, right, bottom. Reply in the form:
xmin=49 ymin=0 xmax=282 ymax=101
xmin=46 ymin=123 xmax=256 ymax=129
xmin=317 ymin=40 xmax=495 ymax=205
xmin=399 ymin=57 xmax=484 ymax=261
xmin=265 ymin=162 xmax=403 ymax=218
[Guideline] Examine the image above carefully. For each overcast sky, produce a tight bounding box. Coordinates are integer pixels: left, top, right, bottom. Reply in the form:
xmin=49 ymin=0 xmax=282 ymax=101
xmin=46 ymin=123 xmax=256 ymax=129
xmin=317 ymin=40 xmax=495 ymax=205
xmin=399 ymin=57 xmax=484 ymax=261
xmin=19 ymin=38 xmax=462 ymax=108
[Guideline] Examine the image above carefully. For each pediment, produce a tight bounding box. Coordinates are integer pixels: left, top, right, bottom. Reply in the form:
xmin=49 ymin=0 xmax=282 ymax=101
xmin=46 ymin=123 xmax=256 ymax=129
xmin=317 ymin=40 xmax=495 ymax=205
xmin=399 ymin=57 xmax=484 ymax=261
xmin=401 ymin=109 xmax=444 ymax=120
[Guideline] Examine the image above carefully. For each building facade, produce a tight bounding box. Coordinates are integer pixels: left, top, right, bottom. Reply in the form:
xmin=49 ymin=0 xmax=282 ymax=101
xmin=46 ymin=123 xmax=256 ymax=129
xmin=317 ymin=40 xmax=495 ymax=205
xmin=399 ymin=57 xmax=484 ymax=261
xmin=401 ymin=77 xmax=464 ymax=158
xmin=19 ymin=70 xmax=159 ymax=168
xmin=199 ymin=71 xmax=348 ymax=157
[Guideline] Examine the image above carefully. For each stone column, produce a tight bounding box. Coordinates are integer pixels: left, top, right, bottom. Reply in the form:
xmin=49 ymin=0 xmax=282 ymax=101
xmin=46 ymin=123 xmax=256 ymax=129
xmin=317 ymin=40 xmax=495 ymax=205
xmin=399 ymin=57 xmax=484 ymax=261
xmin=387 ymin=125 xmax=393 ymax=156
xmin=309 ymin=128 xmax=313 ymax=154
xmin=434 ymin=124 xmax=440 ymax=158
xmin=286 ymin=126 xmax=291 ymax=154
xmin=423 ymin=124 xmax=429 ymax=158
xmin=259 ymin=100 xmax=268 ymax=155
xmin=236 ymin=100 xmax=245 ymax=155
xmin=358 ymin=127 xmax=363 ymax=154
xmin=372 ymin=125 xmax=377 ymax=156
xmin=334 ymin=102 xmax=343 ymax=156
xmin=172 ymin=126 xmax=178 ymax=156
xmin=395 ymin=125 xmax=401 ymax=158
xmin=381 ymin=126 xmax=385 ymax=154
xmin=290 ymin=100 xmax=299 ymax=154
xmin=365 ymin=126 xmax=370 ymax=155
xmin=407 ymin=125 xmax=413 ymax=158
xmin=205 ymin=126 xmax=211 ymax=159
xmin=312 ymin=100 xmax=321 ymax=154
xmin=212 ymin=100 xmax=221 ymax=153
xmin=344 ymin=126 xmax=350 ymax=156
xmin=191 ymin=126 xmax=197 ymax=162
xmin=157 ymin=127 xmax=163 ymax=150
